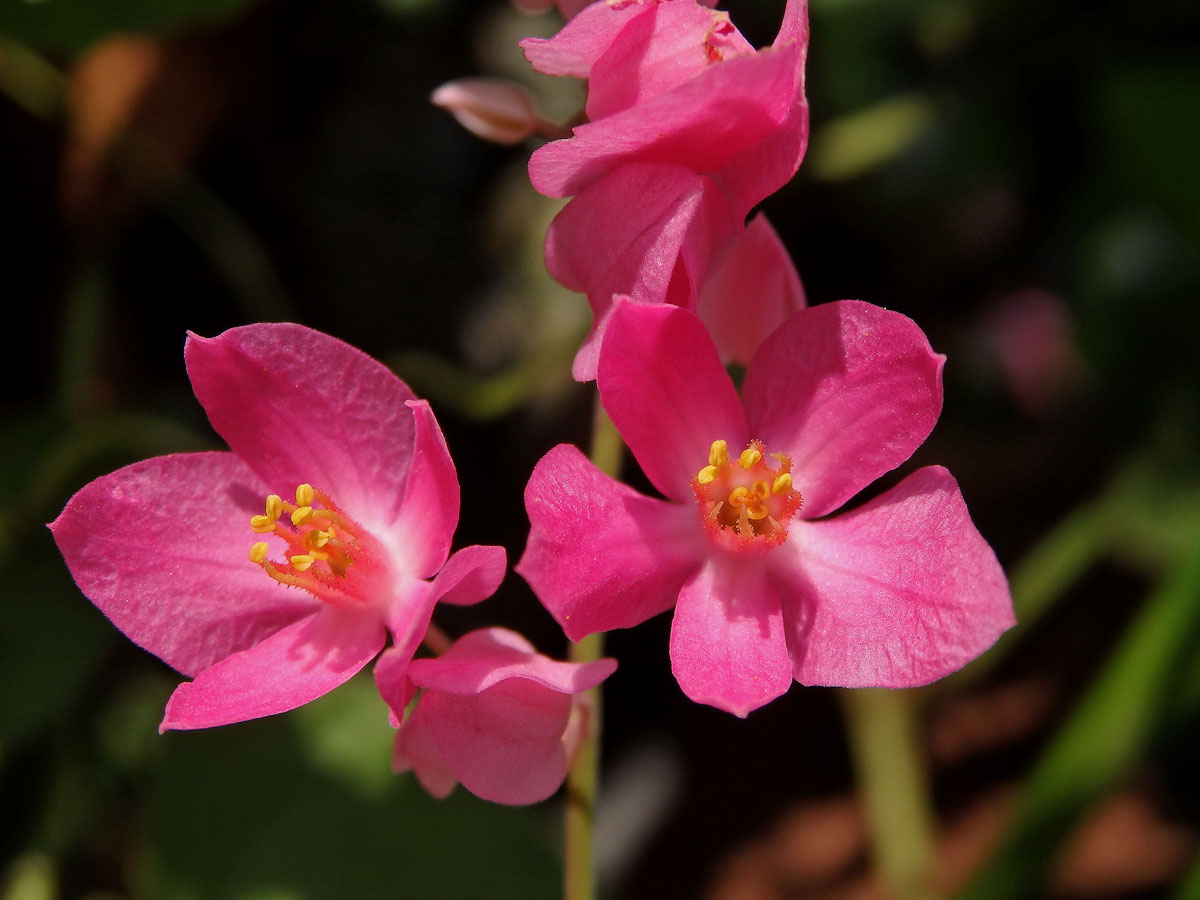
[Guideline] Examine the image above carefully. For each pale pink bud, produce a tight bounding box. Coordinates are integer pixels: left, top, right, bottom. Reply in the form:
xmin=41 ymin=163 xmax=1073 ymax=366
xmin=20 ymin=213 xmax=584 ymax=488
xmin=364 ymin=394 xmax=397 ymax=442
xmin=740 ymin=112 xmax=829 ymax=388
xmin=430 ymin=78 xmax=542 ymax=146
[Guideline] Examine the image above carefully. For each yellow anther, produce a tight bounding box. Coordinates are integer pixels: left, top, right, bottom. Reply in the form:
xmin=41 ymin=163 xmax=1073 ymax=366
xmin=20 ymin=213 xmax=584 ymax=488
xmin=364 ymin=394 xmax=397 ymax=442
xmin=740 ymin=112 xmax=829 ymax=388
xmin=728 ymin=486 xmax=750 ymax=506
xmin=249 ymin=542 xmax=270 ymax=564
xmin=739 ymin=447 xmax=762 ymax=469
xmin=296 ymin=483 xmax=315 ymax=507
xmin=697 ymin=465 xmax=719 ymax=484
xmin=708 ymin=440 xmax=728 ymax=467
xmin=773 ymin=472 xmax=793 ymax=494
xmin=290 ymin=554 xmax=316 ymax=572
xmin=291 ymin=506 xmax=314 ymax=526
xmin=745 ymin=505 xmax=770 ymax=520
xmin=753 ymin=480 xmax=770 ymax=501
xmin=265 ymin=494 xmax=284 ymax=521
xmin=250 ymin=515 xmax=276 ymax=533
xmin=305 ymin=529 xmax=332 ymax=549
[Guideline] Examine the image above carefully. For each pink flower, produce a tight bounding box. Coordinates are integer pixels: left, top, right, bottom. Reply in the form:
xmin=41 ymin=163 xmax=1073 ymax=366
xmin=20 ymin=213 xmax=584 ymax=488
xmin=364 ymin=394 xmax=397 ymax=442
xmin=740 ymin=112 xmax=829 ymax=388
xmin=380 ymin=627 xmax=615 ymax=805
xmin=51 ymin=323 xmax=505 ymax=731
xmin=523 ymin=0 xmax=809 ymax=222
xmin=519 ymin=301 xmax=1014 ymax=716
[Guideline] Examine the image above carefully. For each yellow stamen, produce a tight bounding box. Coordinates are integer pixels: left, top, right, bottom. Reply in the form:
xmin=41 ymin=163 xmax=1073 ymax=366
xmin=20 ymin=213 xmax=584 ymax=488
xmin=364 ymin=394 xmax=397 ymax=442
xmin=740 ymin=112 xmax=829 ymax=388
xmin=290 ymin=554 xmax=316 ymax=572
xmin=739 ymin=447 xmax=762 ymax=469
xmin=708 ymin=440 xmax=728 ymax=467
xmin=295 ymin=483 xmax=315 ymax=507
xmin=773 ymin=473 xmax=793 ymax=494
xmin=728 ymin=486 xmax=750 ymax=507
xmin=249 ymin=542 xmax=270 ymax=563
xmin=291 ymin=506 xmax=314 ymax=526
xmin=697 ymin=465 xmax=719 ymax=484
xmin=250 ymin=515 xmax=276 ymax=533
xmin=265 ymin=494 xmax=284 ymax=521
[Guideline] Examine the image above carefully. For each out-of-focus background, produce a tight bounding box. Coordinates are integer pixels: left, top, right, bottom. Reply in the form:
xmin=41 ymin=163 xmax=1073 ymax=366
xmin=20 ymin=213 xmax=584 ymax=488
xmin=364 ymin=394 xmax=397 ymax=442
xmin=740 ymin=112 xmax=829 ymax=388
xmin=2 ymin=0 xmax=1199 ymax=897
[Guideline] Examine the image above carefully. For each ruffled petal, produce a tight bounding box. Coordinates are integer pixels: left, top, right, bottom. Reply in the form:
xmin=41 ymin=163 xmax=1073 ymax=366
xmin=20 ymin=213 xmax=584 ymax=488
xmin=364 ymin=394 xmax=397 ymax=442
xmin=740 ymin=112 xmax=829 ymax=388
xmin=421 ymin=680 xmax=573 ymax=805
xmin=670 ymin=556 xmax=793 ymax=717
xmin=387 ymin=400 xmax=460 ymax=579
xmin=50 ymin=451 xmax=317 ymax=678
xmin=743 ymin=301 xmax=944 ymax=519
xmin=184 ymin=323 xmax=417 ymax=534
xmin=544 ymin=163 xmax=737 ymax=381
xmin=393 ymin=701 xmax=458 ymax=798
xmin=529 ymin=41 xmax=802 ymax=199
xmin=374 ymin=647 xmax=418 ymax=728
xmin=518 ymin=444 xmax=702 ymax=641
xmin=599 ymin=301 xmax=747 ymax=502
xmin=697 ymin=212 xmax=806 ymax=366
xmin=407 ymin=627 xmax=616 ymax=695
xmin=160 ymin=606 xmax=386 ymax=730
xmin=775 ymin=466 xmax=1014 ymax=688
xmin=429 ymin=544 xmax=508 ymax=606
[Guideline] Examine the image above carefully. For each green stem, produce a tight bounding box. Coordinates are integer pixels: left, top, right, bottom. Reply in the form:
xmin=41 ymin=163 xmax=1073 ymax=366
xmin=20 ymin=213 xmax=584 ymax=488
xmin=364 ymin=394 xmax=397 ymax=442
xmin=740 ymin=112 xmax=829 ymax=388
xmin=841 ymin=688 xmax=939 ymax=900
xmin=563 ymin=401 xmax=623 ymax=900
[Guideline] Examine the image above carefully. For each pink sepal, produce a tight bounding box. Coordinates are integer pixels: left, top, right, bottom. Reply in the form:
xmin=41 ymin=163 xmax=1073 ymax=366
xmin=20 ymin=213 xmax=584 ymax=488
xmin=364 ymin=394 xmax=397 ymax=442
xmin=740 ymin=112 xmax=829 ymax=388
xmin=184 ymin=323 xmax=417 ymax=533
xmin=697 ymin=212 xmax=806 ymax=366
xmin=160 ymin=606 xmax=386 ymax=731
xmin=518 ymin=444 xmax=701 ymax=641
xmin=599 ymin=301 xmax=747 ymax=502
xmin=49 ymin=451 xmax=316 ymax=678
xmin=544 ymin=163 xmax=736 ymax=381
xmin=399 ymin=628 xmax=616 ymax=804
xmin=390 ymin=400 xmax=460 ymax=579
xmin=407 ymin=628 xmax=616 ymax=695
xmin=670 ymin=559 xmax=792 ymax=717
xmin=429 ymin=544 xmax=508 ymax=606
xmin=743 ymin=300 xmax=945 ymax=520
xmin=528 ymin=40 xmax=801 ymax=201
xmin=393 ymin=702 xmax=458 ymax=798
xmin=776 ymin=467 xmax=1014 ymax=687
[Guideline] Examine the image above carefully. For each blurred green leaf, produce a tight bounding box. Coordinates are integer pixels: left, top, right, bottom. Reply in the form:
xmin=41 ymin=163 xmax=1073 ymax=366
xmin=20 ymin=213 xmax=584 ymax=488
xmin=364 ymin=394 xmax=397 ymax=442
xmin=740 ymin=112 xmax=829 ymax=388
xmin=955 ymin=528 xmax=1200 ymax=900
xmin=808 ymin=94 xmax=936 ymax=182
xmin=0 ymin=0 xmax=252 ymax=57
xmin=1 ymin=853 xmax=57 ymax=900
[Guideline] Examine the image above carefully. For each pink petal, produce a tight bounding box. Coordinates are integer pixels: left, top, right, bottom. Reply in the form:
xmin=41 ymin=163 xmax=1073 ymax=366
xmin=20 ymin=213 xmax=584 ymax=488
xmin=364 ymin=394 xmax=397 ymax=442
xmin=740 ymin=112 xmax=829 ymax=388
xmin=429 ymin=544 xmax=508 ymax=606
xmin=388 ymin=400 xmax=460 ymax=579
xmin=160 ymin=606 xmax=386 ymax=730
xmin=50 ymin=451 xmax=317 ymax=678
xmin=421 ymin=680 xmax=573 ymax=804
xmin=585 ymin=4 xmax=753 ymax=120
xmin=775 ymin=466 xmax=1014 ymax=688
xmin=184 ymin=323 xmax=417 ymax=535
xmin=407 ymin=627 xmax=616 ymax=695
xmin=528 ymin=41 xmax=801 ymax=199
xmin=697 ymin=212 xmax=806 ymax=366
xmin=374 ymin=648 xmax=418 ymax=728
xmin=670 ymin=557 xmax=793 ymax=717
xmin=742 ymin=301 xmax=945 ymax=519
xmin=774 ymin=0 xmax=810 ymax=47
xmin=393 ymin=701 xmax=458 ymax=798
xmin=518 ymin=444 xmax=702 ymax=641
xmin=599 ymin=301 xmax=747 ymax=502
xmin=520 ymin=1 xmax=652 ymax=78
xmin=544 ymin=163 xmax=737 ymax=381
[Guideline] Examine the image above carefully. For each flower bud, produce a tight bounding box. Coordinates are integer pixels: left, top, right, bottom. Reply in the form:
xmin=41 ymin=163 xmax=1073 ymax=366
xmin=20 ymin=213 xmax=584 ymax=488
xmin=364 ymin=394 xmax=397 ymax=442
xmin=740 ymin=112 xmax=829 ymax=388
xmin=430 ymin=78 xmax=542 ymax=146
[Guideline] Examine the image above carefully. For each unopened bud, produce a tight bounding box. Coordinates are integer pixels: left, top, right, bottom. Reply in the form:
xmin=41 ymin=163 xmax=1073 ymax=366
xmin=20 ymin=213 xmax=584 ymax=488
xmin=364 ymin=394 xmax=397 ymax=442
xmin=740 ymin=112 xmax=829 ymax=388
xmin=430 ymin=78 xmax=542 ymax=146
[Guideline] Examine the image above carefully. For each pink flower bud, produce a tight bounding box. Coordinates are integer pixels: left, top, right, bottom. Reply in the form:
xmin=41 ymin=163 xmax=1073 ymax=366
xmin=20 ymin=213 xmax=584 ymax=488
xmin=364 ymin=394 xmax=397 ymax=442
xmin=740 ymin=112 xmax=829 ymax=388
xmin=430 ymin=78 xmax=542 ymax=146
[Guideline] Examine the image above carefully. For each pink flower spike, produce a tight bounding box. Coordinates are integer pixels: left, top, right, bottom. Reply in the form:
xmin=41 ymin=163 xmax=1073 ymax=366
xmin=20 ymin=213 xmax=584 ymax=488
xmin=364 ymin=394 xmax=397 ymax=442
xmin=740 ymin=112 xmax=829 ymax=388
xmin=430 ymin=78 xmax=543 ymax=146
xmin=396 ymin=628 xmax=616 ymax=804
xmin=696 ymin=212 xmax=806 ymax=367
xmin=52 ymin=323 xmax=506 ymax=731
xmin=522 ymin=301 xmax=1013 ymax=714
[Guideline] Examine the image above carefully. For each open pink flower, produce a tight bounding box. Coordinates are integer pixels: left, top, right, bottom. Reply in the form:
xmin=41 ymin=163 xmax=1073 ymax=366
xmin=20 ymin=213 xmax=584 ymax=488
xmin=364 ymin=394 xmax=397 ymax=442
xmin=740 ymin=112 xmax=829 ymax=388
xmin=51 ymin=323 xmax=505 ymax=731
xmin=519 ymin=301 xmax=1013 ymax=716
xmin=382 ymin=627 xmax=615 ymax=805
xmin=523 ymin=0 xmax=809 ymax=221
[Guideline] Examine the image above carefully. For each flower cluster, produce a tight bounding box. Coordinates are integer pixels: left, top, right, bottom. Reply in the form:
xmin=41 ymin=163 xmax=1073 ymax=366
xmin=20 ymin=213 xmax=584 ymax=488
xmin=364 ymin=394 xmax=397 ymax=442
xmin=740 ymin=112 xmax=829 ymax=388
xmin=53 ymin=0 xmax=1013 ymax=809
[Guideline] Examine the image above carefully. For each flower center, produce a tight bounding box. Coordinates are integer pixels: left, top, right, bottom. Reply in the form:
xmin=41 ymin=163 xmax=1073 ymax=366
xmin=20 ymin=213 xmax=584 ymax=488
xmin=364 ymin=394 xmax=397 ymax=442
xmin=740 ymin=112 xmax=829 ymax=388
xmin=247 ymin=483 xmax=381 ymax=604
xmin=690 ymin=440 xmax=803 ymax=549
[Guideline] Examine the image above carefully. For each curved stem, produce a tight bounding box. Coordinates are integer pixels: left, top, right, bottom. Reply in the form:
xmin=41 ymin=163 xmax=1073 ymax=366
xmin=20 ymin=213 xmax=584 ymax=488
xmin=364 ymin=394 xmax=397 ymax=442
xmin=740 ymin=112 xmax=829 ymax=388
xmin=563 ymin=400 xmax=623 ymax=900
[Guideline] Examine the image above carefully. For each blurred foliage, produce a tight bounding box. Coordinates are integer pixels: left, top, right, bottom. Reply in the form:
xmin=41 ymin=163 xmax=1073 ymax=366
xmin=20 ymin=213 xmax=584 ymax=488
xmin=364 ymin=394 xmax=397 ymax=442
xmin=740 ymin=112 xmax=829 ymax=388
xmin=3 ymin=0 xmax=1200 ymax=897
